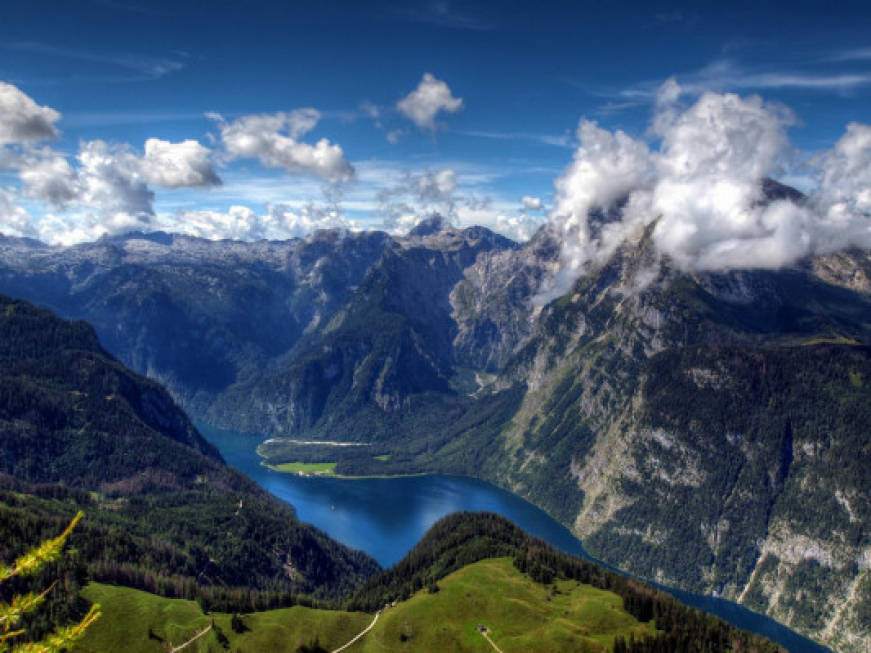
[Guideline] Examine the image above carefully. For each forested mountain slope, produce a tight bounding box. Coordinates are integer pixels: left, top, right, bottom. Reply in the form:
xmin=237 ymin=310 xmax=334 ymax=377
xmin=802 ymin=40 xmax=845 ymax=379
xmin=0 ymin=295 xmax=379 ymax=612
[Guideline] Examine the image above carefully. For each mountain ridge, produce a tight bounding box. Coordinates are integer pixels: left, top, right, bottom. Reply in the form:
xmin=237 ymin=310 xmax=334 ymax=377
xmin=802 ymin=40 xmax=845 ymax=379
xmin=0 ymin=294 xmax=379 ymax=609
xmin=0 ymin=191 xmax=869 ymax=649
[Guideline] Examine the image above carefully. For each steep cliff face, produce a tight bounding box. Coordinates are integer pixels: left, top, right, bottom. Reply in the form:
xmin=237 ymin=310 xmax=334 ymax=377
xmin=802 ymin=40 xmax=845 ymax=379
xmin=450 ymin=226 xmax=559 ymax=372
xmin=473 ymin=233 xmax=871 ymax=651
xmin=206 ymin=219 xmax=517 ymax=437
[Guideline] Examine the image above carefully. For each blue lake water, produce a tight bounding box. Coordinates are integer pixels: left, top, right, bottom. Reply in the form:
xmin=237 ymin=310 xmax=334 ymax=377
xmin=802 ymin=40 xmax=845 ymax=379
xmin=200 ymin=424 xmax=831 ymax=653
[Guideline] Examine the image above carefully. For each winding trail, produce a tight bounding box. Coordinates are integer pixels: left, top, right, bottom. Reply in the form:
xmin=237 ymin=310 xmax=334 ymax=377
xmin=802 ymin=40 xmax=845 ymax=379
xmin=480 ymin=628 xmax=505 ymax=653
xmin=331 ymin=612 xmax=380 ymax=653
xmin=169 ymin=623 xmax=212 ymax=652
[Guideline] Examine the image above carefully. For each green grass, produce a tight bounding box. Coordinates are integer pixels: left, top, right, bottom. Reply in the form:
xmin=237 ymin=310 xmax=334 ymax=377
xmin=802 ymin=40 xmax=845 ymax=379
xmin=74 ymin=583 xmax=211 ymax=653
xmin=73 ymin=583 xmax=370 ymax=653
xmin=359 ymin=558 xmax=655 ymax=652
xmin=266 ymin=461 xmax=338 ymax=475
xmin=74 ymin=558 xmax=655 ymax=652
xmin=373 ymin=454 xmax=392 ymax=462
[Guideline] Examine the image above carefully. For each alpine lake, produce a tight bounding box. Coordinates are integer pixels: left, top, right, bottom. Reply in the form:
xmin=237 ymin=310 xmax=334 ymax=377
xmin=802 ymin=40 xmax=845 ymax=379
xmin=200 ymin=424 xmax=831 ymax=653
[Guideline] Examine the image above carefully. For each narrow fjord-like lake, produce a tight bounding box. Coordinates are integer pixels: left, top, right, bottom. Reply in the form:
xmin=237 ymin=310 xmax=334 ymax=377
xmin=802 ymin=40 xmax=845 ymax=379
xmin=201 ymin=425 xmax=830 ymax=653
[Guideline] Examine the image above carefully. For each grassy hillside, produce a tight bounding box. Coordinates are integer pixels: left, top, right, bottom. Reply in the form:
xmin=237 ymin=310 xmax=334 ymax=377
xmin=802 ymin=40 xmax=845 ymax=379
xmin=75 ymin=583 xmax=370 ymax=653
xmin=74 ymin=558 xmax=654 ymax=653
xmin=360 ymin=557 xmax=655 ymax=652
xmin=69 ymin=513 xmax=786 ymax=652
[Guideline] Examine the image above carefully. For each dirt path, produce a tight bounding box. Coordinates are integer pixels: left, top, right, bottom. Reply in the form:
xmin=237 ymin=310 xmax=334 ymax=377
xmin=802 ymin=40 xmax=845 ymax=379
xmin=169 ymin=623 xmax=212 ymax=652
xmin=480 ymin=628 xmax=505 ymax=653
xmin=331 ymin=612 xmax=380 ymax=653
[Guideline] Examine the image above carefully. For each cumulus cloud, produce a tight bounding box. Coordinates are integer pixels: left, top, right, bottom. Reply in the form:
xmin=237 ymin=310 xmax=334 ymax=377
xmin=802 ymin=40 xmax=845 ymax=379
xmin=165 ymin=202 xmax=351 ymax=241
xmin=71 ymin=139 xmax=155 ymax=230
xmin=0 ymin=81 xmax=60 ymax=145
xmin=11 ymin=136 xmax=221 ymax=243
xmin=814 ymin=122 xmax=871 ymax=220
xmin=141 ymin=138 xmax=221 ymax=188
xmin=374 ymin=167 xmax=542 ymax=242
xmin=0 ymin=188 xmax=35 ymax=237
xmin=20 ymin=138 xmax=220 ymax=215
xmin=521 ymin=195 xmax=543 ymax=211
xmin=456 ymin=206 xmax=544 ymax=242
xmin=18 ymin=140 xmax=153 ymax=233
xmin=210 ymin=110 xmax=354 ymax=181
xmin=18 ymin=149 xmax=79 ymax=205
xmin=545 ymin=80 xmax=871 ymax=298
xmin=376 ymin=168 xmax=463 ymax=232
xmin=397 ymin=73 xmax=463 ymax=130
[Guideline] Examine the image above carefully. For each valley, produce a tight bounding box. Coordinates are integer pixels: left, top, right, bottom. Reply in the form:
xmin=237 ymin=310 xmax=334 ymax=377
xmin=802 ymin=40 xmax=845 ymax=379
xmin=201 ymin=425 xmax=831 ymax=652
xmin=0 ymin=215 xmax=868 ymax=650
xmin=3 ymin=5 xmax=870 ymax=650
xmin=0 ymin=295 xmax=796 ymax=653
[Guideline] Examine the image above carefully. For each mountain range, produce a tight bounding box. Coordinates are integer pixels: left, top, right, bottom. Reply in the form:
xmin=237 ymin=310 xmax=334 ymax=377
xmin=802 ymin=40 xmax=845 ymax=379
xmin=0 ymin=188 xmax=868 ymax=650
xmin=0 ymin=293 xmax=787 ymax=652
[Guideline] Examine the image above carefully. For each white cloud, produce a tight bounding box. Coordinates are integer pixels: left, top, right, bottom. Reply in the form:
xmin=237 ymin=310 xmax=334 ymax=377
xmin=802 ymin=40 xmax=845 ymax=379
xmin=456 ymin=206 xmax=544 ymax=242
xmin=647 ymin=88 xmax=803 ymax=270
xmin=548 ymin=120 xmax=654 ymax=285
xmin=164 ymin=202 xmax=351 ymax=241
xmin=211 ymin=110 xmax=354 ymax=181
xmin=373 ymin=166 xmax=541 ymax=242
xmin=13 ymin=136 xmax=221 ymax=243
xmin=616 ymin=60 xmax=871 ymax=106
xmin=141 ymin=138 xmax=221 ymax=188
xmin=415 ymin=168 xmax=457 ymax=200
xmin=812 ymin=122 xmax=871 ymax=250
xmin=521 ymin=195 xmax=543 ymax=211
xmin=397 ymin=73 xmax=463 ymax=130
xmin=18 ymin=149 xmax=79 ymax=205
xmin=0 ymin=188 xmax=35 ymax=237
xmin=0 ymin=81 xmax=60 ymax=145
xmin=376 ymin=168 xmax=464 ymax=231
xmin=73 ymin=139 xmax=155 ymax=229
xmin=544 ymin=80 xmax=871 ymax=298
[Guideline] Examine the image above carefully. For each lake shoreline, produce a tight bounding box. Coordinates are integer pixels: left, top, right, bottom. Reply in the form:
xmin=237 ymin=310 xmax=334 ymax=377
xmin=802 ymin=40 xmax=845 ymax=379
xmin=199 ymin=423 xmax=832 ymax=653
xmin=262 ymin=460 xmax=430 ymax=481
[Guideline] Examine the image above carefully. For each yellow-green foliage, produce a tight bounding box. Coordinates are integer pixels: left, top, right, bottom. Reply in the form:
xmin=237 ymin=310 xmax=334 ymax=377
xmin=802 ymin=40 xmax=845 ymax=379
xmin=801 ymin=334 xmax=860 ymax=347
xmin=74 ymin=558 xmax=653 ymax=652
xmin=0 ymin=512 xmax=101 ymax=653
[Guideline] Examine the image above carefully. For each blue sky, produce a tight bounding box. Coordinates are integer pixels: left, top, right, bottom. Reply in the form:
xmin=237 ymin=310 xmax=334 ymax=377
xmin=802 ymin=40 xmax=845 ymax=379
xmin=1 ymin=0 xmax=870 ymax=245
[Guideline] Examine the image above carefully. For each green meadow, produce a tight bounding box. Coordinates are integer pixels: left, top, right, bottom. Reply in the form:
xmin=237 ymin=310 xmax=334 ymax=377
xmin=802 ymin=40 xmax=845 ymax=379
xmin=265 ymin=461 xmax=338 ymax=475
xmin=74 ymin=558 xmax=654 ymax=652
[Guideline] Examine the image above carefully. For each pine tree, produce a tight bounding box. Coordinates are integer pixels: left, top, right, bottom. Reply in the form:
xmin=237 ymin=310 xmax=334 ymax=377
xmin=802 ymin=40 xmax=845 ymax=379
xmin=0 ymin=512 xmax=100 ymax=653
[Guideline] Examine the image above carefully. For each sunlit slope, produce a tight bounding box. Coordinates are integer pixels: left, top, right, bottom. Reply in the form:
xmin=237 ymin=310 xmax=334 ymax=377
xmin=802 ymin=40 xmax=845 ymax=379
xmin=74 ymin=558 xmax=653 ymax=653
xmin=359 ymin=557 xmax=655 ymax=653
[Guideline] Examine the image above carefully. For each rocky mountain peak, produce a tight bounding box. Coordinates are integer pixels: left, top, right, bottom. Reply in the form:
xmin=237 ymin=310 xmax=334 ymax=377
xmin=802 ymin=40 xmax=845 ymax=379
xmin=408 ymin=214 xmax=449 ymax=237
